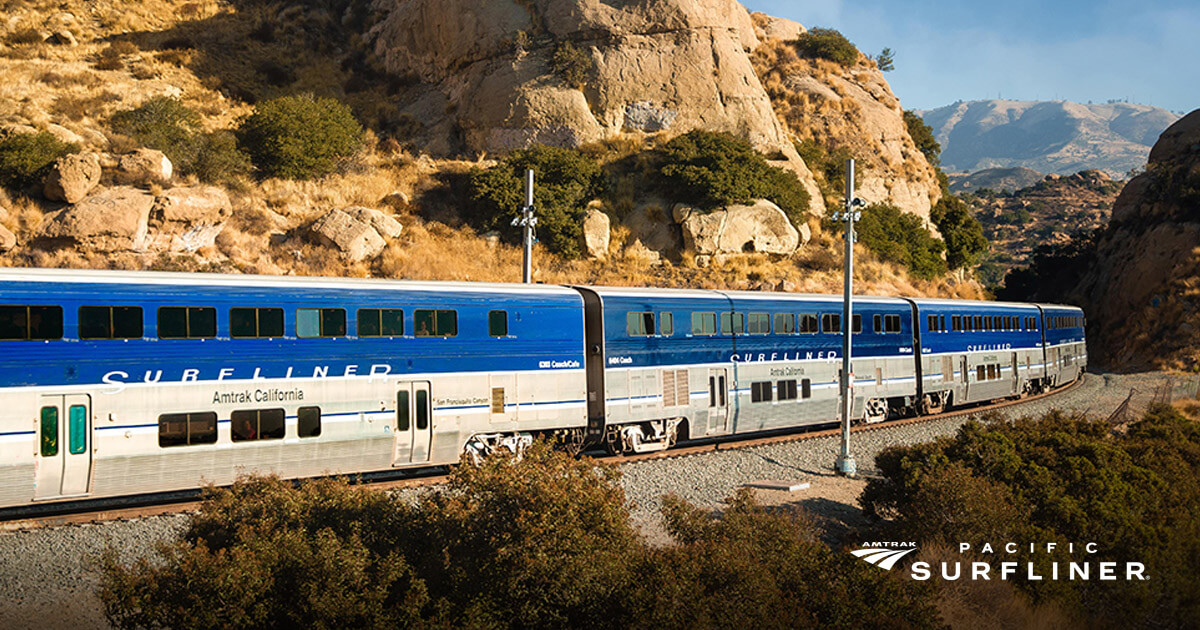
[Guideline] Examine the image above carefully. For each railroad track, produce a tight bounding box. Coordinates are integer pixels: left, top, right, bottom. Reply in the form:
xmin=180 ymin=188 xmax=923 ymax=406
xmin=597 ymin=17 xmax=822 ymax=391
xmin=1 ymin=376 xmax=1084 ymax=532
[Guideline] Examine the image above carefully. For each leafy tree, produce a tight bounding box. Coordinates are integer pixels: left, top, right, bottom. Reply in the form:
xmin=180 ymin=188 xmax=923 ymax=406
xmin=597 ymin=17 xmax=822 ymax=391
xmin=862 ymin=406 xmax=1200 ymax=626
xmin=0 ymin=131 xmax=79 ymax=189
xmin=658 ymin=130 xmax=810 ymax=229
xmin=875 ymin=47 xmax=895 ymax=71
xmin=930 ymin=194 xmax=988 ymax=269
xmin=850 ymin=202 xmax=947 ymax=280
xmin=903 ymin=111 xmax=940 ymax=167
xmin=792 ymin=28 xmax=860 ymax=66
xmin=466 ymin=144 xmax=605 ymax=259
xmin=997 ymin=228 xmax=1099 ymax=301
xmin=237 ymin=94 xmax=364 ymax=179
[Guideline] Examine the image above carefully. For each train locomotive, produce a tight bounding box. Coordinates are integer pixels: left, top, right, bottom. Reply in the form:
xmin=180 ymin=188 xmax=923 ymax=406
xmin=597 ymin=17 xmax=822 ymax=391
xmin=0 ymin=268 xmax=1086 ymax=508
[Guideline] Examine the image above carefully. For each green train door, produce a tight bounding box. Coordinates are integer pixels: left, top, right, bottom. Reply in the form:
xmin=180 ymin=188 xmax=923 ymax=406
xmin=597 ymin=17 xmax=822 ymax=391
xmin=34 ymin=394 xmax=92 ymax=500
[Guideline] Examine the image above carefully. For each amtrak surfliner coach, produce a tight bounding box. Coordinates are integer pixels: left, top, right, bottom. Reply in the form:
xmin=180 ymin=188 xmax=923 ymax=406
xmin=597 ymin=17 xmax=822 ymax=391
xmin=0 ymin=269 xmax=1085 ymax=508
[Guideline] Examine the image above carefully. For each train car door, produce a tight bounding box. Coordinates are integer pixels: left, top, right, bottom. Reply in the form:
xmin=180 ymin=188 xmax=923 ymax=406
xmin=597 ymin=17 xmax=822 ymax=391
xmin=392 ymin=382 xmax=432 ymax=465
xmin=706 ymin=368 xmax=729 ymax=434
xmin=1011 ymin=352 xmax=1020 ymax=392
xmin=34 ymin=394 xmax=92 ymax=500
xmin=961 ymin=356 xmax=970 ymax=399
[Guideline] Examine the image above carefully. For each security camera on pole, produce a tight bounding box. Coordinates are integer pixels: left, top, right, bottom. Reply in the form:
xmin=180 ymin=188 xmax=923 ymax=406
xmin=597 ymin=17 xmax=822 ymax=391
xmin=834 ymin=159 xmax=866 ymax=477
xmin=511 ymin=169 xmax=537 ymax=283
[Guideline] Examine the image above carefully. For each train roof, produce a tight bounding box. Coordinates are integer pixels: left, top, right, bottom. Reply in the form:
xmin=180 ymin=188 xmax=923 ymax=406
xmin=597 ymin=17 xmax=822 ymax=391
xmin=0 ymin=267 xmax=581 ymax=297
xmin=580 ymin=285 xmax=907 ymax=304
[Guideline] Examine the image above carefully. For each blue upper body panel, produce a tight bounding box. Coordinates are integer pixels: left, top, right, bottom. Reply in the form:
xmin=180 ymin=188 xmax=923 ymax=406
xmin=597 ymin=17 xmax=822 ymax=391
xmin=1040 ymin=304 xmax=1086 ymax=347
xmin=595 ymin=288 xmax=914 ymax=369
xmin=0 ymin=270 xmax=585 ymax=389
xmin=910 ymin=299 xmax=1044 ymax=355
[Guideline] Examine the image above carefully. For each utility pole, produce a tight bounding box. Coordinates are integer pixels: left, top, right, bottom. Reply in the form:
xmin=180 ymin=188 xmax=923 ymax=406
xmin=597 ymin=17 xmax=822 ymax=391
xmin=512 ymin=169 xmax=537 ymax=283
xmin=835 ymin=159 xmax=864 ymax=477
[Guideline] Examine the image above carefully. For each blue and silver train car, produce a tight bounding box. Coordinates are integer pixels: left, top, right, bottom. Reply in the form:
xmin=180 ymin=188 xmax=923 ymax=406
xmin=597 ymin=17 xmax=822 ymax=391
xmin=0 ymin=269 xmax=587 ymax=507
xmin=1039 ymin=303 xmax=1087 ymax=385
xmin=577 ymin=287 xmax=919 ymax=453
xmin=908 ymin=299 xmax=1047 ymax=409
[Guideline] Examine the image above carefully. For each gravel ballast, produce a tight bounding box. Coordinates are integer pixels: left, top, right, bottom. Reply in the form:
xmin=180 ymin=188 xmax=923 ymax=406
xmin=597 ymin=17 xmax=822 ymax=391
xmin=1 ymin=370 xmax=1193 ymax=629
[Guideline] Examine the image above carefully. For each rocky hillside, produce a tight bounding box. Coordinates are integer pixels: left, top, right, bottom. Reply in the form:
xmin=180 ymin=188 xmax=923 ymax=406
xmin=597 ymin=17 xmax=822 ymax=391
xmin=0 ymin=0 xmax=979 ymax=299
xmin=968 ymin=170 xmax=1121 ymax=285
xmin=919 ymin=100 xmax=1179 ymax=177
xmin=949 ymin=167 xmax=1043 ymax=194
xmin=1072 ymin=110 xmax=1200 ymax=370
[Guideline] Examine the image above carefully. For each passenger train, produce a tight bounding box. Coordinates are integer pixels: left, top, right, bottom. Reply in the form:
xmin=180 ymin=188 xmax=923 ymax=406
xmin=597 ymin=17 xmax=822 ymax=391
xmin=0 ymin=268 xmax=1086 ymax=508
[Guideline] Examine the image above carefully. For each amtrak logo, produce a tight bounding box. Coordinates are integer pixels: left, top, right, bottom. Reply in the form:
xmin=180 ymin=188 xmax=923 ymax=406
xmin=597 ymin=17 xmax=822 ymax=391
xmin=850 ymin=545 xmax=918 ymax=570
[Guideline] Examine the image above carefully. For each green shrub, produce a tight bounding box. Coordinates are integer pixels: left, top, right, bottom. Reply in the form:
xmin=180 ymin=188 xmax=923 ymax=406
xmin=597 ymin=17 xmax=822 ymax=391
xmin=793 ymin=137 xmax=855 ymax=205
xmin=659 ymin=130 xmax=810 ymax=228
xmin=99 ymin=443 xmax=941 ymax=629
xmin=466 ymin=144 xmax=604 ymax=259
xmin=903 ymin=110 xmax=940 ymax=167
xmin=110 ymin=97 xmax=250 ymax=183
xmin=0 ymin=131 xmax=79 ymax=189
xmin=862 ymin=406 xmax=1200 ymax=626
xmin=551 ymin=41 xmax=591 ymax=88
xmin=792 ymin=27 xmax=860 ymax=66
xmin=237 ymin=94 xmax=365 ymax=180
xmin=930 ymin=194 xmax=988 ymax=269
xmin=850 ymin=202 xmax=947 ymax=279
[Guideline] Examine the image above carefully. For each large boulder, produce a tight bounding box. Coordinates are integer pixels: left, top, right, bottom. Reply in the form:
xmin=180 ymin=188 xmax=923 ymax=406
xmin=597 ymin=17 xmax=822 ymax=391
xmin=750 ymin=12 xmax=806 ymax=41
xmin=40 ymin=186 xmax=153 ymax=251
xmin=114 ymin=149 xmax=173 ymax=187
xmin=43 ymin=152 xmax=101 ymax=203
xmin=343 ymin=206 xmax=404 ymax=239
xmin=308 ymin=208 xmax=387 ymax=262
xmin=142 ymin=186 xmax=233 ymax=253
xmin=621 ymin=199 xmax=681 ymax=257
xmin=580 ymin=205 xmax=610 ymax=259
xmin=0 ymin=224 xmax=15 ymax=251
xmin=676 ymin=199 xmax=801 ymax=255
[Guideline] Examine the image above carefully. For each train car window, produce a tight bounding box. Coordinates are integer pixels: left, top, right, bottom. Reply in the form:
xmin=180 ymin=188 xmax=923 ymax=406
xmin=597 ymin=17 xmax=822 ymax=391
xmin=158 ymin=412 xmax=217 ymax=447
xmin=297 ymin=308 xmax=346 ymax=338
xmin=414 ymin=309 xmax=458 ymax=337
xmin=397 ymin=391 xmax=410 ymax=431
xmin=852 ymin=314 xmax=862 ymax=333
xmin=491 ymin=388 xmax=505 ymax=414
xmin=747 ymin=313 xmax=769 ymax=335
xmin=940 ymin=315 xmax=946 ymax=331
xmin=775 ymin=313 xmax=796 ymax=334
xmin=801 ymin=378 xmax=812 ymax=399
xmin=885 ymin=314 xmax=901 ymax=333
xmin=231 ymin=409 xmax=285 ymax=442
xmin=79 ymin=305 xmax=143 ymax=339
xmin=489 ymin=310 xmax=509 ymax=337
xmin=298 ymin=406 xmax=321 ymax=438
xmin=157 ymin=306 xmax=216 ymax=339
xmin=626 ymin=312 xmax=654 ymax=337
xmin=973 ymin=315 xmax=982 ymax=331
xmin=0 ymin=305 xmax=63 ymax=340
xmin=230 ymin=307 xmax=284 ymax=338
xmin=691 ymin=312 xmax=717 ymax=335
xmin=750 ymin=381 xmax=772 ymax=403
xmin=358 ymin=308 xmax=405 ymax=337
xmin=821 ymin=313 xmax=841 ymax=334
xmin=952 ymin=315 xmax=961 ymax=331
xmin=720 ymin=312 xmax=744 ymax=335
xmin=926 ymin=315 xmax=937 ymax=331
xmin=40 ymin=406 xmax=58 ymax=457
xmin=799 ymin=313 xmax=818 ymax=334
xmin=68 ymin=405 xmax=87 ymax=455
xmin=659 ymin=312 xmax=673 ymax=336
xmin=778 ymin=379 xmax=798 ymax=401
xmin=875 ymin=314 xmax=884 ymax=332
xmin=416 ymin=390 xmax=429 ymax=430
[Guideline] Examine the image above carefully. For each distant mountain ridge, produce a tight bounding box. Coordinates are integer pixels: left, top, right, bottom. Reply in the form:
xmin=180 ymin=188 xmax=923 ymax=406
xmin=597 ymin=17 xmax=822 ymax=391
xmin=949 ymin=167 xmax=1043 ymax=194
xmin=918 ymin=100 xmax=1179 ymax=177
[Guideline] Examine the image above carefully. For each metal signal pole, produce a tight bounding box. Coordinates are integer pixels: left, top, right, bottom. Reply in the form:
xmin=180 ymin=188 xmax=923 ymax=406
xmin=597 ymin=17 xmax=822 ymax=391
xmin=512 ymin=169 xmax=537 ymax=283
xmin=835 ymin=159 xmax=865 ymax=477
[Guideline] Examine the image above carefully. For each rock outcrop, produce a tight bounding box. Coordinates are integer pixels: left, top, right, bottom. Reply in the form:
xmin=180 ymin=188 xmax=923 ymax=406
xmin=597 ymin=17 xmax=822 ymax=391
xmin=114 ymin=149 xmax=173 ymax=187
xmin=580 ymin=205 xmax=610 ymax=259
xmin=674 ymin=199 xmax=804 ymax=256
xmin=0 ymin=224 xmax=15 ymax=252
xmin=1070 ymin=109 xmax=1200 ymax=369
xmin=144 ymin=186 xmax=233 ymax=253
xmin=40 ymin=186 xmax=153 ymax=251
xmin=43 ymin=152 xmax=101 ymax=203
xmin=308 ymin=207 xmax=399 ymax=262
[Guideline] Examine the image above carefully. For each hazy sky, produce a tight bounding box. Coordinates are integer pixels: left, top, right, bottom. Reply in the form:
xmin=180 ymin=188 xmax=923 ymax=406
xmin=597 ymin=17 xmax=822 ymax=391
xmin=741 ymin=0 xmax=1198 ymax=113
